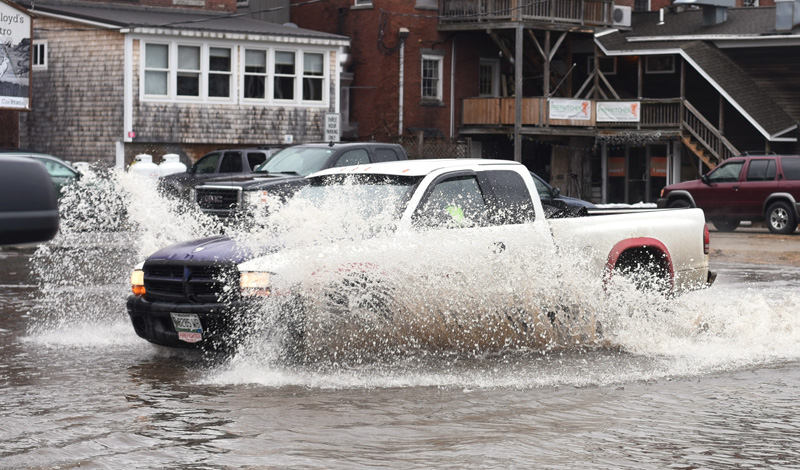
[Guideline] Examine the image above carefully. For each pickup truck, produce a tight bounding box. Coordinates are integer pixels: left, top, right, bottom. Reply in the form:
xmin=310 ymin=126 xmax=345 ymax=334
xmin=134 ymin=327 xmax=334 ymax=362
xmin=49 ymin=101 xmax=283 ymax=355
xmin=192 ymin=142 xmax=408 ymax=218
xmin=657 ymin=154 xmax=800 ymax=234
xmin=128 ymin=159 xmax=715 ymax=351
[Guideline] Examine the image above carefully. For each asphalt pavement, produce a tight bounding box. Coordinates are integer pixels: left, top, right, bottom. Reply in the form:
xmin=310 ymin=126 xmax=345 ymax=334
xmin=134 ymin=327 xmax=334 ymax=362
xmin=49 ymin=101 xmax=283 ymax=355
xmin=709 ymin=222 xmax=800 ymax=266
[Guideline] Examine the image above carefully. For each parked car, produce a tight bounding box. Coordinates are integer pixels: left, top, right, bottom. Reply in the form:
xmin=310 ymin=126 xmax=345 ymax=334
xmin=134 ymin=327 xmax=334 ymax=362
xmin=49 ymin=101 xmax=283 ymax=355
xmin=657 ymin=154 xmax=800 ymax=234
xmin=193 ymin=142 xmax=409 ymax=218
xmin=0 ymin=156 xmax=60 ymax=245
xmin=529 ymin=171 xmax=596 ymax=215
xmin=0 ymin=149 xmax=81 ymax=194
xmin=157 ymin=147 xmax=280 ymax=199
xmin=128 ymin=159 xmax=714 ymax=350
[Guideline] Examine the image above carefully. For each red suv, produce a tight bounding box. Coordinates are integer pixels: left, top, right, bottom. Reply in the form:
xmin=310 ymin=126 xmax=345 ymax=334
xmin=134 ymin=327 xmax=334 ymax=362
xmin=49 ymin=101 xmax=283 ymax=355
xmin=657 ymin=154 xmax=800 ymax=234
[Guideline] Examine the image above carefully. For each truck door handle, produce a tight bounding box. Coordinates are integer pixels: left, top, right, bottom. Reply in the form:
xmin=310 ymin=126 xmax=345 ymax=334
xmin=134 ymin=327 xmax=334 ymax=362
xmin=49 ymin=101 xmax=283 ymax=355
xmin=733 ymin=185 xmax=739 ymax=191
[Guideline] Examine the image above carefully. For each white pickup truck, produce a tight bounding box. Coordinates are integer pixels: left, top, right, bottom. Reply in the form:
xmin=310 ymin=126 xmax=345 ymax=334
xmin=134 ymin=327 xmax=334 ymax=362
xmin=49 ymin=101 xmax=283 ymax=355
xmin=129 ymin=159 xmax=714 ymax=352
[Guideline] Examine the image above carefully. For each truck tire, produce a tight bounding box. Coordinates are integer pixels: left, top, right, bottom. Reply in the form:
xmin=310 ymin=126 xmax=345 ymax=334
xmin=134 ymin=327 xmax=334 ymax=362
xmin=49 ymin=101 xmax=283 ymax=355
xmin=668 ymin=199 xmax=691 ymax=209
xmin=765 ymin=201 xmax=798 ymax=234
xmin=713 ymin=219 xmax=740 ymax=232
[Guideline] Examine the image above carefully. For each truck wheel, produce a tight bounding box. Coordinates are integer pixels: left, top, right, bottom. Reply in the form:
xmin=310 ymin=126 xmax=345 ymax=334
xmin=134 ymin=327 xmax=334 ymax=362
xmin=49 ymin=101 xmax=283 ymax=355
xmin=713 ymin=219 xmax=740 ymax=232
xmin=766 ymin=201 xmax=798 ymax=234
xmin=668 ymin=199 xmax=691 ymax=209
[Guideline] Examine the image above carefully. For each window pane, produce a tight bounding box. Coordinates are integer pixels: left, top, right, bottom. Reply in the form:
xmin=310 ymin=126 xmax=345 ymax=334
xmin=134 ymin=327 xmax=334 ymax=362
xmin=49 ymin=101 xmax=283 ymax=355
xmin=415 ymin=177 xmax=488 ymax=228
xmin=219 ymin=153 xmax=243 ymax=173
xmin=304 ymin=53 xmax=323 ymax=76
xmin=275 ymin=51 xmax=295 ymax=74
xmin=782 ymin=157 xmax=800 ymax=180
xmin=245 ymin=50 xmax=267 ymax=99
xmin=145 ymin=71 xmax=168 ymax=95
xmin=303 ymin=77 xmax=322 ymax=101
xmin=209 ymin=47 xmax=231 ymax=72
xmin=209 ymin=73 xmax=230 ymax=97
xmin=178 ymin=46 xmax=200 ymax=70
xmin=479 ymin=64 xmax=493 ymax=96
xmin=245 ymin=50 xmax=266 ymax=73
xmin=145 ymin=44 xmax=168 ymax=68
xmin=708 ymin=161 xmax=743 ymax=183
xmin=245 ymin=76 xmax=265 ymax=99
xmin=177 ymin=72 xmax=200 ymax=96
xmin=422 ymin=58 xmax=440 ymax=99
xmin=275 ymin=76 xmax=294 ymax=100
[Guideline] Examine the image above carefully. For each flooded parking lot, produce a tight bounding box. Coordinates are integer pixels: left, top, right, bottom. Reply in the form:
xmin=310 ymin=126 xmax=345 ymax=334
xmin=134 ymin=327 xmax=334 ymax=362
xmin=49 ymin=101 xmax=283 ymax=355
xmin=2 ymin=173 xmax=800 ymax=469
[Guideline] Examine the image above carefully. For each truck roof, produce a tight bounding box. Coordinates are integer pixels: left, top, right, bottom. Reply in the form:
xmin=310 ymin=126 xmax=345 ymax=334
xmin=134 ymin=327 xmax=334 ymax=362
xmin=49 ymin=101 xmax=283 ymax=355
xmin=309 ymin=158 xmax=522 ymax=178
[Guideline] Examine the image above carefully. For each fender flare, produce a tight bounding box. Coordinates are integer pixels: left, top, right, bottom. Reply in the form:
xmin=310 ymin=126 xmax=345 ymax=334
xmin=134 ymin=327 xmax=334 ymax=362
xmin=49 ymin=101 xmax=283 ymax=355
xmin=762 ymin=193 xmax=799 ymax=217
xmin=604 ymin=237 xmax=675 ymax=290
xmin=665 ymin=190 xmax=696 ymax=208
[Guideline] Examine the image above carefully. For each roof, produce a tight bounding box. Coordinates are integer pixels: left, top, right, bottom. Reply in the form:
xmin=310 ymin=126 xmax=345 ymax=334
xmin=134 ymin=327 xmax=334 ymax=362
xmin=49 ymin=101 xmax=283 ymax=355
xmin=310 ymin=158 xmax=522 ymax=178
xmin=596 ymin=7 xmax=798 ymax=141
xmin=20 ymin=1 xmax=349 ymax=44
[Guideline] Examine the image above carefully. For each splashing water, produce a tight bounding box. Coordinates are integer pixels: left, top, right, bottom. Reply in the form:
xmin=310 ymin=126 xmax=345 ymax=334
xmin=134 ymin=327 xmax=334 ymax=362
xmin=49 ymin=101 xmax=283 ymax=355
xmin=24 ymin=168 xmax=800 ymax=388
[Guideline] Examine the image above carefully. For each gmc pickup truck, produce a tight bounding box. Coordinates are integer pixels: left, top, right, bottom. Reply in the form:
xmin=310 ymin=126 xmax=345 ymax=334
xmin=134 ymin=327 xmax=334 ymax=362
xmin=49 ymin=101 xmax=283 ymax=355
xmin=193 ymin=142 xmax=408 ymax=218
xmin=128 ymin=159 xmax=715 ymax=351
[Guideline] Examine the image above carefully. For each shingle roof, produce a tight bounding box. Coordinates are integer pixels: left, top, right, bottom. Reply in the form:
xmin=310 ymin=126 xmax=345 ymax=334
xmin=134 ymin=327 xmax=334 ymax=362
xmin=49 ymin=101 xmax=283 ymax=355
xmin=21 ymin=1 xmax=349 ymax=43
xmin=596 ymin=7 xmax=798 ymax=140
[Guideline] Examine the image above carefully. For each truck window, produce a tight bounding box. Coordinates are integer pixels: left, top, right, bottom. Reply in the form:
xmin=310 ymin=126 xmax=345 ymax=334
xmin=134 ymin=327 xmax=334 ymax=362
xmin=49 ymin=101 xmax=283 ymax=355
xmin=333 ymin=149 xmax=369 ymax=167
xmin=746 ymin=159 xmax=776 ymax=181
xmin=374 ymin=148 xmax=400 ymax=162
xmin=481 ymin=170 xmax=536 ymax=225
xmin=247 ymin=152 xmax=267 ymax=170
xmin=708 ymin=161 xmax=744 ymax=183
xmin=414 ymin=176 xmax=488 ymax=228
xmin=194 ymin=153 xmax=220 ymax=174
xmin=219 ymin=152 xmax=243 ymax=173
xmin=781 ymin=157 xmax=800 ymax=180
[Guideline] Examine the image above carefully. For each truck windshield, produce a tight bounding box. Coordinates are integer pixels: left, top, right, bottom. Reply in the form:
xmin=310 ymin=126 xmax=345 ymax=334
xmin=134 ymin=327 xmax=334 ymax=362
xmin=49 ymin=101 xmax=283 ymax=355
xmin=254 ymin=147 xmax=333 ymax=176
xmin=295 ymin=174 xmax=423 ymax=221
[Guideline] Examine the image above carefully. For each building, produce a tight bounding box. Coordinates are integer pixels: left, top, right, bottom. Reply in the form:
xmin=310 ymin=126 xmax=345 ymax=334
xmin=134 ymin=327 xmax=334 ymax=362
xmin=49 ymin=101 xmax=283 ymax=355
xmin=10 ymin=1 xmax=349 ymax=167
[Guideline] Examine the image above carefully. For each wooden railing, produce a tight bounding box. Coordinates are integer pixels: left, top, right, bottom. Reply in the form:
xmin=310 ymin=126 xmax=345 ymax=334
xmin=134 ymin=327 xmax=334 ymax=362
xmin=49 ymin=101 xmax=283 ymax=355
xmin=439 ymin=0 xmax=613 ymax=26
xmin=682 ymin=100 xmax=739 ymax=163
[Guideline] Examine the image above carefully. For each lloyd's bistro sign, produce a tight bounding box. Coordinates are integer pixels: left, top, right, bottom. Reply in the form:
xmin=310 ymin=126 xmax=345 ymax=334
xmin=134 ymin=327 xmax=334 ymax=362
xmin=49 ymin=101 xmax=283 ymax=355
xmin=0 ymin=0 xmax=31 ymax=111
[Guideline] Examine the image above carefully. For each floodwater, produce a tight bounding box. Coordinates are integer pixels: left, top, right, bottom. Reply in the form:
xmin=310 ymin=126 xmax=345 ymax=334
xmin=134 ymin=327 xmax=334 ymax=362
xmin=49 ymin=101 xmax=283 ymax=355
xmin=2 ymin=170 xmax=800 ymax=469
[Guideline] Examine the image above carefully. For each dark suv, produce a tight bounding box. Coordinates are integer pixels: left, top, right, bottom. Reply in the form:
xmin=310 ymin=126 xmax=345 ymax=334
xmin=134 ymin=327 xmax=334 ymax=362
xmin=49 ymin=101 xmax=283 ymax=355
xmin=194 ymin=142 xmax=408 ymax=218
xmin=657 ymin=154 xmax=800 ymax=234
xmin=158 ymin=147 xmax=280 ymax=199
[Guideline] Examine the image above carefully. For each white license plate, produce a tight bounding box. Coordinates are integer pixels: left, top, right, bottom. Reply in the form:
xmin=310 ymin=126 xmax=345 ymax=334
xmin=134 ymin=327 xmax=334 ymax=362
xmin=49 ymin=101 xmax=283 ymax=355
xmin=170 ymin=313 xmax=203 ymax=343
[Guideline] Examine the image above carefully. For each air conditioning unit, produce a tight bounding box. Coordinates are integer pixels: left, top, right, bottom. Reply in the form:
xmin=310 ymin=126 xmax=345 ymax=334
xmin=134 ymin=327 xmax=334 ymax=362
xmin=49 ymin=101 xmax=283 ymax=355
xmin=612 ymin=5 xmax=632 ymax=28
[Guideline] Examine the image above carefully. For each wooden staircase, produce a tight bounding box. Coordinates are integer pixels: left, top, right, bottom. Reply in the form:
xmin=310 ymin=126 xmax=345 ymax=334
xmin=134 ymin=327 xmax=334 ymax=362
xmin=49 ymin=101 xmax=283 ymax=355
xmin=681 ymin=100 xmax=740 ymax=170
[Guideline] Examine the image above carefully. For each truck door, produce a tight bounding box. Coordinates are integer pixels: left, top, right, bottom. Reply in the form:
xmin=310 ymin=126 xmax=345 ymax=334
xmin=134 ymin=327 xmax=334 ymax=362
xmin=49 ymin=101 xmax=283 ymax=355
xmin=737 ymin=158 xmax=777 ymax=219
xmin=691 ymin=159 xmax=745 ymax=219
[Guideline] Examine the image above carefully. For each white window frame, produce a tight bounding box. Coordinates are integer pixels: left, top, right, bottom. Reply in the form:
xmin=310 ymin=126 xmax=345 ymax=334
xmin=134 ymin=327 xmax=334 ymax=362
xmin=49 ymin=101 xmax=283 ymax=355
xmin=645 ymin=55 xmax=675 ymax=74
xmin=301 ymin=51 xmax=326 ymax=104
xmin=242 ymin=47 xmax=270 ymax=102
xmin=239 ymin=46 xmax=329 ymax=107
xmin=353 ymin=0 xmax=373 ymax=8
xmin=273 ymin=50 xmax=298 ymax=102
xmin=32 ymin=41 xmax=47 ymax=70
xmin=421 ymin=54 xmax=443 ymax=101
xmin=479 ymin=58 xmax=500 ymax=97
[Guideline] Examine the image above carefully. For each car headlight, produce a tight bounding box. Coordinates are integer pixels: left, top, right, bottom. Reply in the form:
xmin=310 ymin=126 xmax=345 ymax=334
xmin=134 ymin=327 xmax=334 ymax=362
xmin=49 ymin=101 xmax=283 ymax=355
xmin=131 ymin=267 xmax=145 ymax=296
xmin=240 ymin=271 xmax=272 ymax=297
xmin=244 ymin=190 xmax=270 ymax=209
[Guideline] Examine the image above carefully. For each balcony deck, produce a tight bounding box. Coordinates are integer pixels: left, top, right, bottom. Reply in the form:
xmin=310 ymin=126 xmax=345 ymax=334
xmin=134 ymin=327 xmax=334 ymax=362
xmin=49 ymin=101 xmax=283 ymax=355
xmin=439 ymin=0 xmax=614 ymax=30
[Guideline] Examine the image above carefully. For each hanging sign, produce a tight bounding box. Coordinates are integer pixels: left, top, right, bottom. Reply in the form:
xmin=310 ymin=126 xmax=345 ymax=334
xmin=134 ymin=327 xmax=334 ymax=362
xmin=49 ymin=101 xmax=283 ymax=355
xmin=0 ymin=0 xmax=32 ymax=111
xmin=549 ymin=98 xmax=591 ymax=121
xmin=597 ymin=101 xmax=641 ymax=122
xmin=608 ymin=157 xmax=626 ymax=177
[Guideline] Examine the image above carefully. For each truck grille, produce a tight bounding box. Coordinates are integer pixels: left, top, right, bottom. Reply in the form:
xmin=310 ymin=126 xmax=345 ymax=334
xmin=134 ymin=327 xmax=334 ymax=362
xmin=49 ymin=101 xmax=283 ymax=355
xmin=144 ymin=262 xmax=238 ymax=303
xmin=196 ymin=186 xmax=241 ymax=212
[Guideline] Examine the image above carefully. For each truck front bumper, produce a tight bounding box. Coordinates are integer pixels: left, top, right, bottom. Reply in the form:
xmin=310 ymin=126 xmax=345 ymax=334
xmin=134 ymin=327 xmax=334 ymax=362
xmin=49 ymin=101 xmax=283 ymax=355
xmin=127 ymin=295 xmax=246 ymax=349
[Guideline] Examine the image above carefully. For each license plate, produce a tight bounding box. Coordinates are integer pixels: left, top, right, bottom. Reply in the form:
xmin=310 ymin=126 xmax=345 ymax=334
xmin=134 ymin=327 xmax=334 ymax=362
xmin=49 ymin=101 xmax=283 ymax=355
xmin=170 ymin=312 xmax=203 ymax=343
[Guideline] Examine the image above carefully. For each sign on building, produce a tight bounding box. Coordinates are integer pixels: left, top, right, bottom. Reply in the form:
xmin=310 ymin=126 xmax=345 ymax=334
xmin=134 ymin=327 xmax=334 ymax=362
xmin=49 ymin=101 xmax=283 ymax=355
xmin=0 ymin=0 xmax=32 ymax=111
xmin=549 ymin=98 xmax=591 ymax=121
xmin=324 ymin=113 xmax=340 ymax=142
xmin=597 ymin=101 xmax=641 ymax=122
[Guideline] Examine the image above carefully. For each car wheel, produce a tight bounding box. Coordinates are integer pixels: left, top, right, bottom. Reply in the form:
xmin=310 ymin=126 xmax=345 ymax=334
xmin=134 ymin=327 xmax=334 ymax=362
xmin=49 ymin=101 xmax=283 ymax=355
xmin=713 ymin=219 xmax=740 ymax=232
xmin=668 ymin=199 xmax=691 ymax=208
xmin=765 ymin=201 xmax=798 ymax=234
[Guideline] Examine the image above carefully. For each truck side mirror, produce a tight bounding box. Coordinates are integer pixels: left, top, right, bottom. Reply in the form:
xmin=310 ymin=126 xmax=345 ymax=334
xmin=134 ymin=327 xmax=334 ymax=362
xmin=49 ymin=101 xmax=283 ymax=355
xmin=701 ymin=174 xmax=709 ymax=185
xmin=0 ymin=156 xmax=60 ymax=245
xmin=551 ymin=187 xmax=561 ymax=198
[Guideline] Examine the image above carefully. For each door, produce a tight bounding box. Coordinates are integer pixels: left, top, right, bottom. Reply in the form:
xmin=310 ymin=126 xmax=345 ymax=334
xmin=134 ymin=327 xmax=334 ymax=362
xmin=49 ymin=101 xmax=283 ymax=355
xmin=737 ymin=158 xmax=777 ymax=219
xmin=691 ymin=159 xmax=745 ymax=219
xmin=627 ymin=147 xmax=647 ymax=204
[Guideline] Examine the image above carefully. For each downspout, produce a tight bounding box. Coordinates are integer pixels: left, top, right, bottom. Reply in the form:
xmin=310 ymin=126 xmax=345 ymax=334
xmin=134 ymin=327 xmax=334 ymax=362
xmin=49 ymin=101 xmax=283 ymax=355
xmin=450 ymin=37 xmax=455 ymax=139
xmin=121 ymin=32 xmax=133 ymax=169
xmin=399 ymin=40 xmax=405 ymax=137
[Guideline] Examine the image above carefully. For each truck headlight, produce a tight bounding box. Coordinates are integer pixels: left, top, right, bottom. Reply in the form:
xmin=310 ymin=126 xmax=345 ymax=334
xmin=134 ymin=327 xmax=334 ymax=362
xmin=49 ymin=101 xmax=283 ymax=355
xmin=244 ymin=190 xmax=269 ymax=208
xmin=189 ymin=187 xmax=196 ymax=202
xmin=240 ymin=271 xmax=272 ymax=297
xmin=131 ymin=268 xmax=145 ymax=296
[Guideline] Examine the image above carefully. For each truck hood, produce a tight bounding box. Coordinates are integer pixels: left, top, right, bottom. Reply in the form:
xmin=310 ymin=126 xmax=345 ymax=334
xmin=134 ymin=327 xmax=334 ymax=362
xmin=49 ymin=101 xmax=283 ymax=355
xmin=664 ymin=178 xmax=704 ymax=192
xmin=200 ymin=173 xmax=304 ymax=189
xmin=147 ymin=235 xmax=258 ymax=264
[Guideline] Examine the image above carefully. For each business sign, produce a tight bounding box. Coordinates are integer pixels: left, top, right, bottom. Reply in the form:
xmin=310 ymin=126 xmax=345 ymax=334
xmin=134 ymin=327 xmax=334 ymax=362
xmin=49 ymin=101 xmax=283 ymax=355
xmin=650 ymin=157 xmax=667 ymax=177
xmin=0 ymin=0 xmax=32 ymax=111
xmin=324 ymin=113 xmax=340 ymax=143
xmin=597 ymin=101 xmax=641 ymax=122
xmin=549 ymin=98 xmax=591 ymax=121
xmin=608 ymin=157 xmax=626 ymax=177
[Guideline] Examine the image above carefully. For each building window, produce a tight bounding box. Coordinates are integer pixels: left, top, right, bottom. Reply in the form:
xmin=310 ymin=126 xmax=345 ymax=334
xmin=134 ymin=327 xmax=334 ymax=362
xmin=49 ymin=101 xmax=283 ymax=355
xmin=303 ymin=52 xmax=324 ymax=102
xmin=244 ymin=49 xmax=267 ymax=99
xmin=422 ymin=54 xmax=443 ymax=101
xmin=32 ymin=41 xmax=47 ymax=70
xmin=646 ymin=56 xmax=675 ymax=74
xmin=274 ymin=51 xmax=296 ymax=100
xmin=208 ymin=47 xmax=232 ymax=98
xmin=633 ymin=0 xmax=650 ymax=11
xmin=479 ymin=59 xmax=500 ymax=97
xmin=144 ymin=43 xmax=169 ymax=96
xmin=177 ymin=45 xmax=201 ymax=97
xmin=354 ymin=0 xmax=373 ymax=6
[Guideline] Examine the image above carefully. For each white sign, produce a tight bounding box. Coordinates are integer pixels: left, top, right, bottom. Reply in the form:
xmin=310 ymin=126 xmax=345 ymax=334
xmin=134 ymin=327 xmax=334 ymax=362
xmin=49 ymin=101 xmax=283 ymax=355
xmin=549 ymin=98 xmax=591 ymax=121
xmin=324 ymin=113 xmax=340 ymax=142
xmin=0 ymin=1 xmax=31 ymax=110
xmin=597 ymin=101 xmax=641 ymax=122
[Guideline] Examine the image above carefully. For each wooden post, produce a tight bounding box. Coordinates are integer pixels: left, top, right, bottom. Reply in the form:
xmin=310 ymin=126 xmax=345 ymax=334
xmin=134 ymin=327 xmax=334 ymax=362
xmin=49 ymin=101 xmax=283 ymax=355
xmin=514 ymin=23 xmax=523 ymax=163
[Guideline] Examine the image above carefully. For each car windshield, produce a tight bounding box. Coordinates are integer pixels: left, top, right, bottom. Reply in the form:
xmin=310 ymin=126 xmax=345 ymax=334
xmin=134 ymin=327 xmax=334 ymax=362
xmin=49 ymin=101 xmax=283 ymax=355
xmin=295 ymin=174 xmax=423 ymax=222
xmin=254 ymin=147 xmax=334 ymax=176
